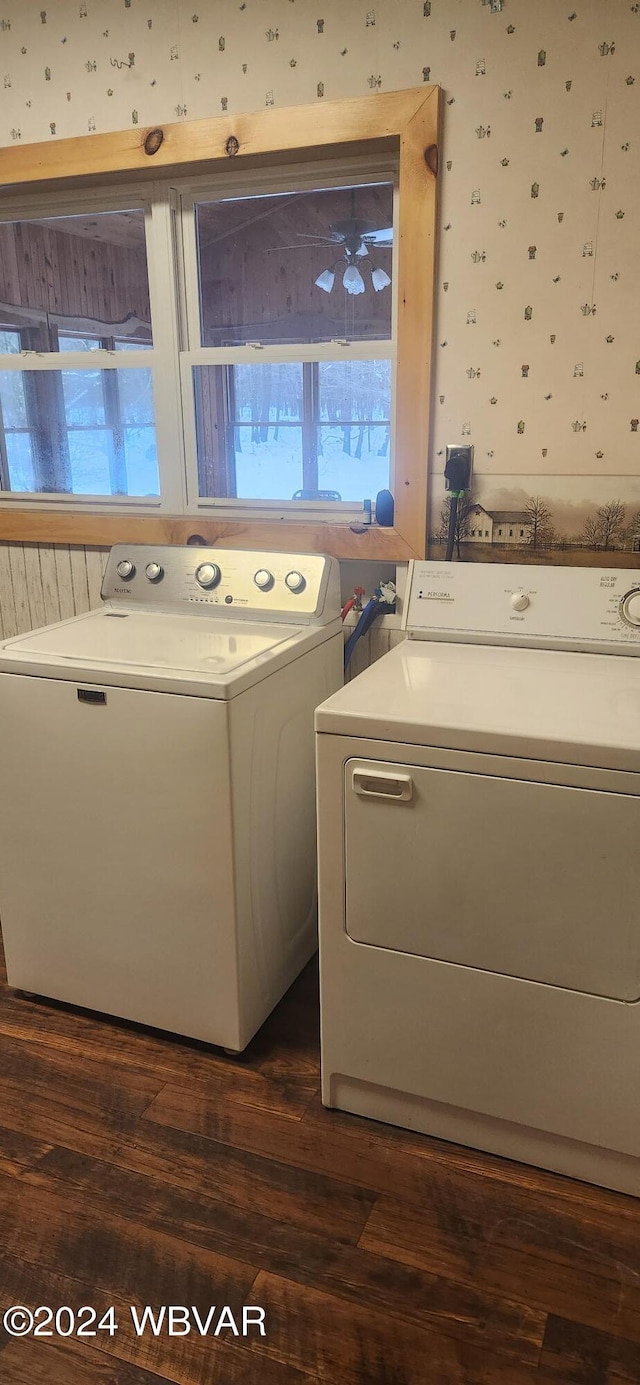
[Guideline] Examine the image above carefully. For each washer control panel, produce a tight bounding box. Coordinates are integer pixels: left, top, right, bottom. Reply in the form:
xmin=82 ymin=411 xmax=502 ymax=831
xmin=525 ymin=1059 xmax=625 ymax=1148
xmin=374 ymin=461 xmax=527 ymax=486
xmin=405 ymin=561 xmax=640 ymax=653
xmin=102 ymin=546 xmax=340 ymax=624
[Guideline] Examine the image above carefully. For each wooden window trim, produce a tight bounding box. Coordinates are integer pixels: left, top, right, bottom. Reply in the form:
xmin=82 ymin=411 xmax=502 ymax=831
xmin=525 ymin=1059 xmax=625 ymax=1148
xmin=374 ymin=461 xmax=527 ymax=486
xmin=0 ymin=87 xmax=441 ymax=560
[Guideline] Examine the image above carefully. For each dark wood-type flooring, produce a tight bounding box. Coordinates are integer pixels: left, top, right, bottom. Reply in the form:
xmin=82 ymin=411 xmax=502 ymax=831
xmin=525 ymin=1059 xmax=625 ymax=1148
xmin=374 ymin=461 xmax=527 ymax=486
xmin=0 ymin=943 xmax=639 ymax=1384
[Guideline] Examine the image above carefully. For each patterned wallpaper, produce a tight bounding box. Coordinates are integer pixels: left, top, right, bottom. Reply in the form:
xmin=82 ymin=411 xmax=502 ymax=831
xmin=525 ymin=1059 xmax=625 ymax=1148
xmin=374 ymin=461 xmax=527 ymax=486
xmin=0 ymin=0 xmax=638 ymax=564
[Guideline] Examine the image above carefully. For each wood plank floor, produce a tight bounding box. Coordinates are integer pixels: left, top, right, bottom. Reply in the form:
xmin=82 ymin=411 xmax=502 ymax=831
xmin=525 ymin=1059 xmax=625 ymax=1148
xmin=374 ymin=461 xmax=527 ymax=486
xmin=0 ymin=945 xmax=639 ymax=1384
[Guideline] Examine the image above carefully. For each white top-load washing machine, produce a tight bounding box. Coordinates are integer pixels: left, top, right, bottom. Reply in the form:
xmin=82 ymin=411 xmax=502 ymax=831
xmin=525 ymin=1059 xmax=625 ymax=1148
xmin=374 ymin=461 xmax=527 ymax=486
xmin=316 ymin=560 xmax=640 ymax=1195
xmin=0 ymin=544 xmax=342 ymax=1052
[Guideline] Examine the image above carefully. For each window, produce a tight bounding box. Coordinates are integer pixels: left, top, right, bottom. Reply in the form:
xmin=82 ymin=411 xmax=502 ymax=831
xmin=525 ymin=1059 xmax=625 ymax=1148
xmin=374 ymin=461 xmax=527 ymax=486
xmin=0 ymin=86 xmax=440 ymax=555
xmin=182 ymin=172 xmax=395 ymax=508
xmin=0 ymin=205 xmax=165 ymax=501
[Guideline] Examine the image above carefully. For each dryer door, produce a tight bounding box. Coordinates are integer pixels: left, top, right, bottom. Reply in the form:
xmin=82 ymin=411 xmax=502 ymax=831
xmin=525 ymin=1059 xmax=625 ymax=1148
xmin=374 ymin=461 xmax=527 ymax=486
xmin=344 ymin=758 xmax=640 ymax=1000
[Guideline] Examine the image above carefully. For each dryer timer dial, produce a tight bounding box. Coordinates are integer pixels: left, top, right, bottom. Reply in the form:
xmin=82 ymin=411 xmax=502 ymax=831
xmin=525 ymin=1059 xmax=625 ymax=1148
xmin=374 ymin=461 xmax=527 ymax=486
xmin=620 ymin=589 xmax=640 ymax=628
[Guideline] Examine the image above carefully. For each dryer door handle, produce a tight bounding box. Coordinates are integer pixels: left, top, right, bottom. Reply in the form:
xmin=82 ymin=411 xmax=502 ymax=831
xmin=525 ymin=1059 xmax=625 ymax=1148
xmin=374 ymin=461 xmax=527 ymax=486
xmin=352 ymin=768 xmax=413 ymax=802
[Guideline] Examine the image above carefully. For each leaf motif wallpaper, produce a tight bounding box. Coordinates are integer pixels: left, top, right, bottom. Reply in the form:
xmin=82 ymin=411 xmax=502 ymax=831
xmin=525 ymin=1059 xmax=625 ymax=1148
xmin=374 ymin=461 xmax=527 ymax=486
xmin=0 ymin=0 xmax=638 ymax=564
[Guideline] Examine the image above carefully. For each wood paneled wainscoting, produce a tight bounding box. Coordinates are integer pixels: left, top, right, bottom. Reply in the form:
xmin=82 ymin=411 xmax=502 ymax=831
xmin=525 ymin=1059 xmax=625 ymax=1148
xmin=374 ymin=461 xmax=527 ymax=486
xmin=0 ymin=542 xmax=109 ymax=639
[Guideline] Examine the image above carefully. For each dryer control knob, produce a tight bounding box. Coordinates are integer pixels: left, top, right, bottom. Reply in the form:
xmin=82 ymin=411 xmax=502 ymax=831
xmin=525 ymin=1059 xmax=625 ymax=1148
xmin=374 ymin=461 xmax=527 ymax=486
xmin=285 ymin=570 xmax=306 ymax=593
xmin=510 ymin=591 xmax=530 ymax=612
xmin=621 ymin=589 xmax=640 ymax=628
xmin=254 ymin=569 xmax=274 ymax=590
xmin=116 ymin=559 xmax=135 ymax=579
xmin=195 ymin=562 xmax=221 ymax=589
xmin=145 ymin=562 xmax=163 ymax=582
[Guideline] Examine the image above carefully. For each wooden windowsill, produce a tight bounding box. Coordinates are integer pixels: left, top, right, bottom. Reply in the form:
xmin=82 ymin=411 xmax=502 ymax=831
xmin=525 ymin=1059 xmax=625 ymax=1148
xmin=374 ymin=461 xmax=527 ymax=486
xmin=0 ymin=507 xmax=415 ymax=560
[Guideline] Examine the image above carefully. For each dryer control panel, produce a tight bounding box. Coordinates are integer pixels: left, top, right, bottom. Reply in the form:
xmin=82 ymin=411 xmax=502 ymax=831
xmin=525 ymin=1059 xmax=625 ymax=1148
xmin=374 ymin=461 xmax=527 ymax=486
xmin=405 ymin=561 xmax=640 ymax=654
xmin=102 ymin=546 xmax=341 ymax=625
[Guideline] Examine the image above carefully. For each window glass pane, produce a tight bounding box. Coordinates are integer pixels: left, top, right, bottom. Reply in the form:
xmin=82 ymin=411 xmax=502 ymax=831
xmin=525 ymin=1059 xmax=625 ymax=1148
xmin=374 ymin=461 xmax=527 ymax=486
xmin=192 ymin=359 xmax=390 ymax=503
xmin=0 ymin=329 xmax=21 ymax=354
xmin=194 ymin=181 xmax=393 ymax=347
xmin=67 ymin=429 xmax=113 ymax=495
xmin=0 ymin=209 xmax=152 ymax=349
xmin=233 ymin=362 xmax=302 ymax=423
xmin=317 ymin=359 xmax=391 ymax=501
xmin=317 ymin=425 xmax=390 ymax=502
xmin=0 ymin=367 xmax=159 ymax=497
xmin=62 ymin=370 xmax=106 ymax=425
xmin=58 ymin=335 xmax=103 ymax=353
xmin=234 ymin=426 xmax=304 ymax=501
xmin=318 ymin=358 xmax=391 ymax=422
xmin=193 ymin=363 xmax=304 ymax=500
xmin=5 ymin=433 xmax=35 ymax=491
xmin=123 ymin=426 xmax=159 ymax=497
xmin=57 ymin=335 xmax=153 ymax=353
xmin=117 ymin=367 xmax=155 ymax=424
xmin=0 ymin=369 xmax=28 ymax=427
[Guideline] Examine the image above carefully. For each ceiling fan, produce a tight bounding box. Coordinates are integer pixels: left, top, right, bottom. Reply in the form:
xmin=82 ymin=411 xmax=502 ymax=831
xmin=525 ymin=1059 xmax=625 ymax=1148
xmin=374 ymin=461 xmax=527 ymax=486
xmin=299 ymin=217 xmax=393 ymax=254
xmin=271 ymin=186 xmax=393 ymax=295
xmin=302 ymin=216 xmax=393 ymax=296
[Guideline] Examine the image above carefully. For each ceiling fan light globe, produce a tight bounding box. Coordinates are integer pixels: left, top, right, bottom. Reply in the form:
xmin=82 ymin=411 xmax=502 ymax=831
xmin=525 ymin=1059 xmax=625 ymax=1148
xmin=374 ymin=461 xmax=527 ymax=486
xmin=343 ymin=264 xmax=365 ymax=294
xmin=315 ymin=268 xmax=335 ymax=293
xmin=371 ymin=266 xmax=392 ymax=292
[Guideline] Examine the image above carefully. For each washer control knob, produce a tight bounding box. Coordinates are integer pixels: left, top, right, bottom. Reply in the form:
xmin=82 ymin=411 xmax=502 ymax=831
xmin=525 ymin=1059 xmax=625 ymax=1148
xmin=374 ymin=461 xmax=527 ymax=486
xmin=620 ymin=589 xmax=640 ymax=628
xmin=285 ymin=570 xmax=306 ymax=593
xmin=511 ymin=590 xmax=530 ymax=612
xmin=254 ymin=569 xmax=274 ymax=591
xmin=195 ymin=562 xmax=221 ymax=589
xmin=145 ymin=562 xmax=163 ymax=583
xmin=116 ymin=559 xmax=135 ymax=579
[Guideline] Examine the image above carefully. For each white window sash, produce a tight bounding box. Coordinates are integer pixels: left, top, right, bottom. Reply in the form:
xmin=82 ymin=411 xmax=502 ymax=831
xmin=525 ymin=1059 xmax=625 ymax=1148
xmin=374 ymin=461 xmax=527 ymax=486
xmin=0 ymin=182 xmax=183 ymax=512
xmin=175 ymin=158 xmax=398 ymax=515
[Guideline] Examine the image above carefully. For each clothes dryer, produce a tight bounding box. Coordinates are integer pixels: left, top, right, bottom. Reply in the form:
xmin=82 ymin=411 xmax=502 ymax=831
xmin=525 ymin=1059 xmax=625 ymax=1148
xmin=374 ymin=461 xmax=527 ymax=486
xmin=316 ymin=561 xmax=640 ymax=1193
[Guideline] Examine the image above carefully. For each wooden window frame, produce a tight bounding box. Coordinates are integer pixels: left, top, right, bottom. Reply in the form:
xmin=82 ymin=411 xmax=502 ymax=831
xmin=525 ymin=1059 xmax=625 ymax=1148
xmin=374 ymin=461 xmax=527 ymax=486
xmin=0 ymin=87 xmax=440 ymax=560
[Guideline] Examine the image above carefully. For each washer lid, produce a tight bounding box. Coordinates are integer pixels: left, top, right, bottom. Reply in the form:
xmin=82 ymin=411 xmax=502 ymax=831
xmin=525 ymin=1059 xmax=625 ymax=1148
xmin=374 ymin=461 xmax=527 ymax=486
xmin=0 ymin=605 xmax=326 ymax=697
xmin=315 ymin=638 xmax=640 ymax=772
